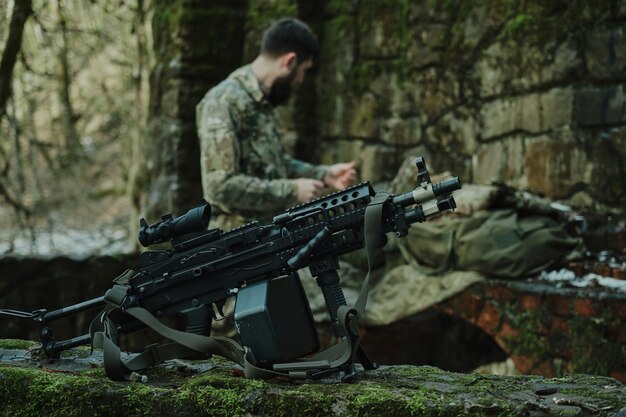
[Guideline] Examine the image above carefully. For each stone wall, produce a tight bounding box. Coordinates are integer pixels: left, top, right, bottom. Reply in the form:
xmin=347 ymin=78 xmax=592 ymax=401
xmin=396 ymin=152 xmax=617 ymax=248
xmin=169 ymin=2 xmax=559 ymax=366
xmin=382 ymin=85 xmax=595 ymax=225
xmin=275 ymin=0 xmax=626 ymax=210
xmin=435 ymin=278 xmax=626 ymax=383
xmin=135 ymin=1 xmax=626 ymax=218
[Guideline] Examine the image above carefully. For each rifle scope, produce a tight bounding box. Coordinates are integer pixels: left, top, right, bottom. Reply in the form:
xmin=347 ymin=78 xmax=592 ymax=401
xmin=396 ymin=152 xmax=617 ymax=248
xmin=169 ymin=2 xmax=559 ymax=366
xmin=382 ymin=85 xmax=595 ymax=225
xmin=138 ymin=201 xmax=211 ymax=247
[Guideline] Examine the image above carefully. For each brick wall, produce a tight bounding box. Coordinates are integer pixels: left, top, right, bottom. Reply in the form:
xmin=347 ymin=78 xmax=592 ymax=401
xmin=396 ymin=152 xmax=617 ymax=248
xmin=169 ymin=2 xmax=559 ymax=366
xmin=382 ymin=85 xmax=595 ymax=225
xmin=435 ymin=276 xmax=626 ymax=383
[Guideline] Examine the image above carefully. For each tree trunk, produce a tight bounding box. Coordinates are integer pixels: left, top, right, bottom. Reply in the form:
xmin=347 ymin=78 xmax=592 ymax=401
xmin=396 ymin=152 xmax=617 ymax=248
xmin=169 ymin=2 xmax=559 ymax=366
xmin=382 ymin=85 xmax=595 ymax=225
xmin=293 ymin=0 xmax=326 ymax=164
xmin=139 ymin=0 xmax=249 ymax=222
xmin=127 ymin=0 xmax=151 ymax=246
xmin=54 ymin=0 xmax=81 ymax=164
xmin=0 ymin=0 xmax=32 ymax=119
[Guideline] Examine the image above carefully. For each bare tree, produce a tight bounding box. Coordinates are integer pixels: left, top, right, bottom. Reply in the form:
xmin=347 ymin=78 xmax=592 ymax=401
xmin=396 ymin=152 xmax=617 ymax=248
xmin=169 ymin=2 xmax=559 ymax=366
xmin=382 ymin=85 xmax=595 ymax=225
xmin=54 ymin=0 xmax=82 ymax=164
xmin=0 ymin=0 xmax=33 ymax=119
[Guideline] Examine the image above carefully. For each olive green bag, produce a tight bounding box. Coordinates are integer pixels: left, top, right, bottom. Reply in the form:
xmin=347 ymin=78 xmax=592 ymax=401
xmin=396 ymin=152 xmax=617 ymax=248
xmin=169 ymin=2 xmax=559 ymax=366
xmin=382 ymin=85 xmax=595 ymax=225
xmin=399 ymin=208 xmax=584 ymax=279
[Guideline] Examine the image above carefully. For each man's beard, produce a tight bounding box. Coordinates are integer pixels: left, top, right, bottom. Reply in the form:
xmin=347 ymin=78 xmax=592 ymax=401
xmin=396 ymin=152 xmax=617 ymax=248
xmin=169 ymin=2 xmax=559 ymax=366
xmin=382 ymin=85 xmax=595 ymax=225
xmin=266 ymin=70 xmax=296 ymax=107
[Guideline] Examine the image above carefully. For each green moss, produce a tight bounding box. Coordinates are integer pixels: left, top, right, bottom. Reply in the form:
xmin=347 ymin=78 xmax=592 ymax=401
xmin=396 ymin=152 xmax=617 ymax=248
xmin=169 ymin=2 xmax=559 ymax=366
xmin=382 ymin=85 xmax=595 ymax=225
xmin=257 ymin=387 xmax=334 ymax=417
xmin=151 ymin=0 xmax=183 ymax=48
xmin=504 ymin=13 xmax=527 ymax=33
xmin=0 ymin=339 xmax=39 ymax=350
xmin=501 ymin=303 xmax=548 ymax=362
xmin=60 ymin=345 xmax=93 ymax=359
xmin=569 ymin=315 xmax=624 ymax=376
xmin=347 ymin=59 xmax=407 ymax=97
xmin=174 ymin=370 xmax=265 ymax=416
xmin=386 ymin=365 xmax=447 ymax=379
xmin=407 ymin=386 xmax=443 ymax=417
xmin=0 ymin=366 xmax=143 ymax=417
xmin=347 ymin=384 xmax=411 ymax=417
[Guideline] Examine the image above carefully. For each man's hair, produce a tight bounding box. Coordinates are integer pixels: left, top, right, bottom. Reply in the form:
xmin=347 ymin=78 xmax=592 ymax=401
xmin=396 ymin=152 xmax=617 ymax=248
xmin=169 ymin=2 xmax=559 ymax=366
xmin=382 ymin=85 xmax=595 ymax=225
xmin=260 ymin=18 xmax=319 ymax=63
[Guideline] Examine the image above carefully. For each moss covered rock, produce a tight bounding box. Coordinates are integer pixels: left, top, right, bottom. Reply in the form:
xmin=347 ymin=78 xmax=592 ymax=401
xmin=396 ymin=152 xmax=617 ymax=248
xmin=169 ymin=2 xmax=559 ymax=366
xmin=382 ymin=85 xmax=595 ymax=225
xmin=1 ymin=340 xmax=624 ymax=417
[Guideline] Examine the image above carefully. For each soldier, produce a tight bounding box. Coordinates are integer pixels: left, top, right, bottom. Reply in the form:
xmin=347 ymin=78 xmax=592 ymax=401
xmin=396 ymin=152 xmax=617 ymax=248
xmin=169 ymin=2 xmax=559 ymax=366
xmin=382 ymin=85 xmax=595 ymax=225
xmin=196 ymin=17 xmax=356 ymax=230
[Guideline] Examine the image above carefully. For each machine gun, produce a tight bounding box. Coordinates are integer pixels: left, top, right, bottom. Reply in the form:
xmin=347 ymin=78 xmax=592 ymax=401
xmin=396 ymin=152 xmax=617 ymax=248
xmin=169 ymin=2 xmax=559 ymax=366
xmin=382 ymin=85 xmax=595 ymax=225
xmin=1 ymin=157 xmax=461 ymax=382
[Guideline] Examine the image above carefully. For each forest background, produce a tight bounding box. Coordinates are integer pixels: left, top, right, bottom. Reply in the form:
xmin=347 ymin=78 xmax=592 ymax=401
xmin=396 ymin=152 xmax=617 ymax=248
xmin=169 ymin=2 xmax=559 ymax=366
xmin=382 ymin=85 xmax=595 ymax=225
xmin=0 ymin=0 xmax=625 ymax=256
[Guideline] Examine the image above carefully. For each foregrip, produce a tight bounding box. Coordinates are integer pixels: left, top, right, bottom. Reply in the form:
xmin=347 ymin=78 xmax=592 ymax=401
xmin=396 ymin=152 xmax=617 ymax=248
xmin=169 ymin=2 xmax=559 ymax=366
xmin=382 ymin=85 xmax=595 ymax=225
xmin=315 ymin=270 xmax=348 ymax=338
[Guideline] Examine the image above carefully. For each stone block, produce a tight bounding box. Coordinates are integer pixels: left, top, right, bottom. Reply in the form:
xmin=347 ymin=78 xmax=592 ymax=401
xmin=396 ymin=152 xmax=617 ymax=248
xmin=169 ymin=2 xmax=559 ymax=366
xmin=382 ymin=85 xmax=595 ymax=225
xmin=460 ymin=4 xmax=493 ymax=51
xmin=474 ymin=39 xmax=581 ymax=98
xmin=540 ymin=87 xmax=575 ymax=130
xmin=473 ymin=42 xmax=507 ymax=98
xmin=412 ymin=68 xmax=460 ymax=124
xmin=367 ymin=71 xmax=419 ymax=118
xmin=406 ymin=23 xmax=446 ymax=69
xmin=319 ymin=138 xmax=363 ymax=168
xmin=472 ymin=135 xmax=525 ymax=186
xmin=407 ymin=0 xmax=453 ymax=22
xmin=346 ymin=93 xmax=379 ymax=139
xmin=357 ymin=0 xmax=404 ymax=58
xmin=589 ymin=129 xmax=626 ymax=205
xmin=425 ymin=108 xmax=478 ymax=154
xmin=523 ymin=133 xmax=590 ymax=199
xmin=359 ymin=145 xmax=400 ymax=183
xmin=480 ymin=88 xmax=573 ymax=140
xmin=585 ymin=27 xmax=626 ymax=80
xmin=319 ymin=95 xmax=345 ymax=138
xmin=380 ymin=117 xmax=422 ymax=146
xmin=574 ymin=86 xmax=626 ymax=127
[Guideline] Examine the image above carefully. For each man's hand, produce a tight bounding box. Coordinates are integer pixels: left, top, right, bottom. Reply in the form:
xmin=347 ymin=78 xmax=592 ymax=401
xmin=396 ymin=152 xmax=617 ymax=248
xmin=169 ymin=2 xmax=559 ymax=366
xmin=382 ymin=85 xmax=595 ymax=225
xmin=293 ymin=178 xmax=325 ymax=203
xmin=324 ymin=161 xmax=357 ymax=190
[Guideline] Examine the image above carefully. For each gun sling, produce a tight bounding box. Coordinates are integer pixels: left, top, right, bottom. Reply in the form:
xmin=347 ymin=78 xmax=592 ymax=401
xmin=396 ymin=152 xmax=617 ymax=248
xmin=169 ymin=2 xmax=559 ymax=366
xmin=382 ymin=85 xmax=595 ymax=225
xmin=91 ymin=191 xmax=391 ymax=381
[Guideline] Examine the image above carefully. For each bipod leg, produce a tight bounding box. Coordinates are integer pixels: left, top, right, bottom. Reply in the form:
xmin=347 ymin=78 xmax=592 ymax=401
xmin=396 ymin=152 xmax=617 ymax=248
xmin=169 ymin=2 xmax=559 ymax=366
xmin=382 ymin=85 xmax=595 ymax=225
xmin=311 ymin=258 xmax=379 ymax=381
xmin=341 ymin=362 xmax=357 ymax=383
xmin=356 ymin=344 xmax=379 ymax=370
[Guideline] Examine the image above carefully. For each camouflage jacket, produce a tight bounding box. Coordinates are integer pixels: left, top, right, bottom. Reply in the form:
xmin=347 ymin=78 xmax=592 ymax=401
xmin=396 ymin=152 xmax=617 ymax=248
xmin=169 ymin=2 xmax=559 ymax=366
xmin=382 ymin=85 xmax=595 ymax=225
xmin=196 ymin=65 xmax=328 ymax=229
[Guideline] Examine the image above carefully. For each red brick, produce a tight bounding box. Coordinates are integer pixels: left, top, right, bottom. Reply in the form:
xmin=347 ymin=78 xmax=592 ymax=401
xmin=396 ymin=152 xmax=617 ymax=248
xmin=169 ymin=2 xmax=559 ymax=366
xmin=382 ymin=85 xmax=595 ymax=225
xmin=532 ymin=360 xmax=557 ymax=378
xmin=456 ymin=293 xmax=482 ymax=322
xmin=438 ymin=305 xmax=456 ymax=316
xmin=476 ymin=302 xmax=501 ymax=335
xmin=497 ymin=320 xmax=520 ymax=341
xmin=510 ymin=354 xmax=533 ymax=374
xmin=567 ymin=261 xmax=585 ymax=276
xmin=484 ymin=285 xmax=515 ymax=303
xmin=610 ymin=371 xmax=626 ymax=384
xmin=551 ymin=317 xmax=569 ymax=334
xmin=574 ymin=298 xmax=594 ymax=317
xmin=547 ymin=295 xmax=571 ymax=316
xmin=606 ymin=324 xmax=626 ymax=344
xmin=520 ymin=294 xmax=541 ymax=311
xmin=612 ymin=267 xmax=626 ymax=280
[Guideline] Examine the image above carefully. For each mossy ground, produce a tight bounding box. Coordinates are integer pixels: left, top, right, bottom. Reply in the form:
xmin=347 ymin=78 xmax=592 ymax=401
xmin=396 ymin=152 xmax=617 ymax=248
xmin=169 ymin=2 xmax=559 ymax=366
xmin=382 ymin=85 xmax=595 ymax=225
xmin=1 ymin=342 xmax=625 ymax=417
